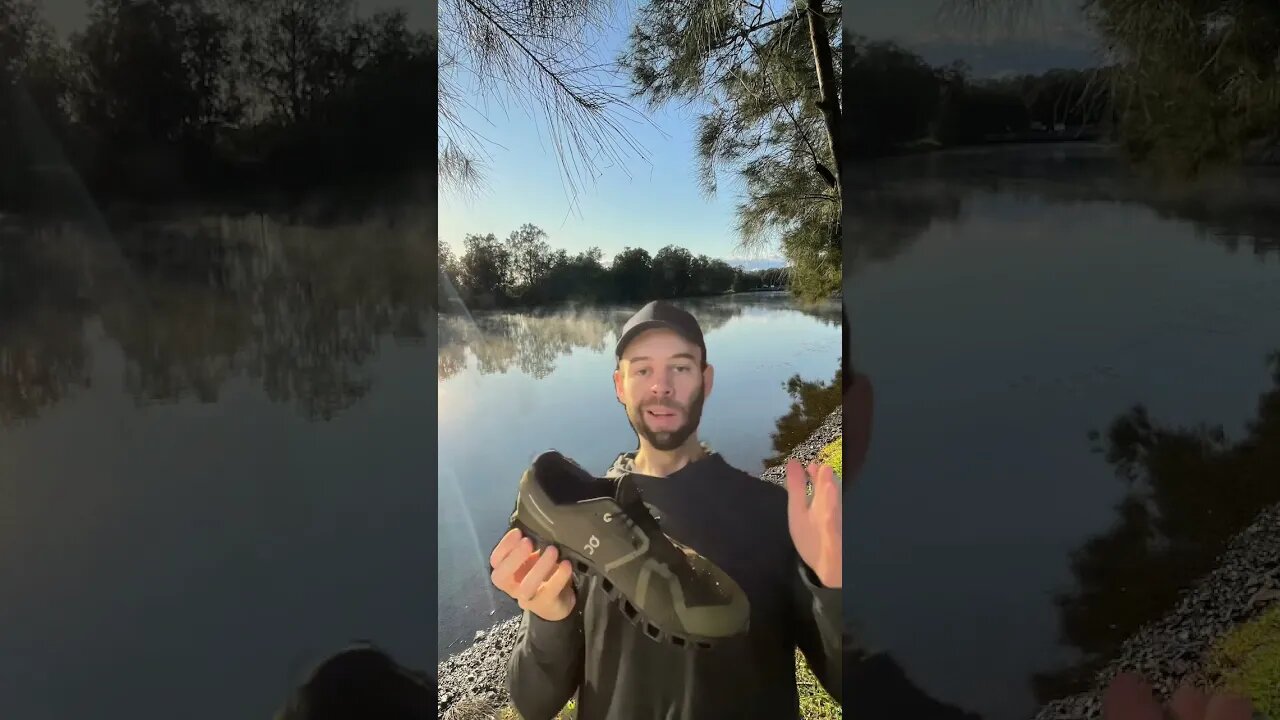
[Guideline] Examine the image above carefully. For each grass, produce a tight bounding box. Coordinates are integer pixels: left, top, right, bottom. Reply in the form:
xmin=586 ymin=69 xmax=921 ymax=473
xmin=818 ymin=438 xmax=841 ymax=477
xmin=492 ymin=649 xmax=840 ymax=719
xmin=1206 ymin=603 xmax=1280 ymax=716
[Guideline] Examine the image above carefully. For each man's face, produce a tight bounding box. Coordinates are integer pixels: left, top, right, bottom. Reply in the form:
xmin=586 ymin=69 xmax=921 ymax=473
xmin=614 ymin=328 xmax=714 ymax=452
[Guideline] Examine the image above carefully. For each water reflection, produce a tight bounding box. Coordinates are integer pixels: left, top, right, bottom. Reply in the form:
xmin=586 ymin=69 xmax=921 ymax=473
xmin=847 ymin=146 xmax=1280 ymax=273
xmin=0 ymin=233 xmax=93 ymax=424
xmin=0 ymin=214 xmax=433 ymax=424
xmin=1033 ymin=350 xmax=1280 ymax=701
xmin=762 ymin=366 xmax=842 ymax=469
xmin=437 ymin=294 xmax=840 ymax=381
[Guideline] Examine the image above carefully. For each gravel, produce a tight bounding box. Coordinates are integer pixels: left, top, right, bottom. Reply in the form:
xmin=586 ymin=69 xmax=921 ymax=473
xmin=1034 ymin=501 xmax=1280 ymax=720
xmin=760 ymin=407 xmax=843 ymax=487
xmin=436 ymin=408 xmax=843 ymax=718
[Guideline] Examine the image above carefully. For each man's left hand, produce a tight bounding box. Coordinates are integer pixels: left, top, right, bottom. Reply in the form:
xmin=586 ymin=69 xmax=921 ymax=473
xmin=785 ymin=459 xmax=842 ymax=588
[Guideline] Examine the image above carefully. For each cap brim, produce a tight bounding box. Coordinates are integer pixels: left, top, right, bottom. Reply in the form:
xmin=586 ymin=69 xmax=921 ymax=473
xmin=615 ymin=319 xmax=684 ymax=358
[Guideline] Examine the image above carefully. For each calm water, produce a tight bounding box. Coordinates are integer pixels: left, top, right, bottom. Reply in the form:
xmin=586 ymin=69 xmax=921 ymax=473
xmin=846 ymin=144 xmax=1280 ymax=720
xmin=0 ymin=212 xmax=434 ymax=720
xmin=436 ymin=295 xmax=841 ymax=658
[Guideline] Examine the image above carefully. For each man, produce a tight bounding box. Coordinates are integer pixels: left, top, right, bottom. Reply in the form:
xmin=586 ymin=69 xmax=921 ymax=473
xmin=488 ymin=300 xmax=843 ymax=720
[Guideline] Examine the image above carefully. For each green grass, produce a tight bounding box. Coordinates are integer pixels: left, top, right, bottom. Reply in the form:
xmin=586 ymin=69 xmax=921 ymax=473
xmin=493 ymin=650 xmax=840 ymax=719
xmin=1207 ymin=603 xmax=1280 ymax=716
xmin=818 ymin=438 xmax=841 ymax=477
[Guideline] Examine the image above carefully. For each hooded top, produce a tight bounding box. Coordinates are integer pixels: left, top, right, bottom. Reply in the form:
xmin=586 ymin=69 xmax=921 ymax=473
xmin=505 ymin=450 xmax=842 ymax=720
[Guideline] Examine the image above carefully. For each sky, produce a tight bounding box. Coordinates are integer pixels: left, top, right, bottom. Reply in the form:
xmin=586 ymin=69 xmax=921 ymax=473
xmin=849 ymin=0 xmax=1102 ymax=79
xmin=436 ymin=7 xmax=776 ymax=266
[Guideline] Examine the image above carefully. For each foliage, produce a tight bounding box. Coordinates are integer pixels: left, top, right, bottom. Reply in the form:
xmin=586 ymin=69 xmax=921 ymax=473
xmin=1207 ymin=604 xmax=1280 ymax=717
xmin=818 ymin=437 xmax=841 ymax=477
xmin=0 ymin=0 xmax=435 ymax=210
xmin=625 ymin=0 xmax=843 ymax=300
xmin=764 ymin=366 xmax=842 ymax=468
xmin=440 ymin=223 xmax=790 ymax=310
xmin=1084 ymin=0 xmax=1280 ymax=177
xmin=847 ymin=35 xmax=1110 ymax=157
xmin=437 ymin=0 xmax=645 ymax=193
xmin=1034 ymin=351 xmax=1280 ymax=701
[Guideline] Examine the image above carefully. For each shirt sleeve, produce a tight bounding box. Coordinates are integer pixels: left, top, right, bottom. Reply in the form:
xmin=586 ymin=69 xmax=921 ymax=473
xmin=505 ymin=607 xmax=585 ymax=720
xmin=792 ymin=558 xmax=844 ymax=702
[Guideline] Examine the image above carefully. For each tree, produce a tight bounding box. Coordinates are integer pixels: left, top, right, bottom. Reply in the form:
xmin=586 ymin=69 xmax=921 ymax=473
xmin=847 ymin=39 xmax=940 ymax=155
xmin=231 ymin=0 xmax=353 ymax=125
xmin=650 ymin=245 xmax=696 ymax=299
xmin=504 ymin=223 xmax=553 ymax=301
xmin=458 ymin=232 xmax=512 ymax=308
xmin=70 ymin=0 xmax=241 ymax=194
xmin=625 ymin=0 xmax=843 ymax=300
xmin=609 ymin=246 xmax=654 ymax=302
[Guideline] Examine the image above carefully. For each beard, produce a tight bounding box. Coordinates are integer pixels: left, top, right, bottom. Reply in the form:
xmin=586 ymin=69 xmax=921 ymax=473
xmin=626 ymin=383 xmax=706 ymax=452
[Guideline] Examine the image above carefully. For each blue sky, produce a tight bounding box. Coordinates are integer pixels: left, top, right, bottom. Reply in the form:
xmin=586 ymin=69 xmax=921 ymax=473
xmin=437 ymin=11 xmax=772 ymax=266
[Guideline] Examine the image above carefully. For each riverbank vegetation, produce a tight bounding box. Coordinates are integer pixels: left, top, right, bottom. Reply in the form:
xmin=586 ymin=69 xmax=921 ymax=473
xmin=440 ymin=0 xmax=842 ymax=299
xmin=438 ymin=224 xmax=790 ymax=311
xmin=0 ymin=0 xmax=433 ymax=212
xmin=848 ymin=36 xmax=1110 ymax=159
xmin=1208 ymin=604 xmax=1280 ymax=716
xmin=975 ymin=0 xmax=1280 ymax=177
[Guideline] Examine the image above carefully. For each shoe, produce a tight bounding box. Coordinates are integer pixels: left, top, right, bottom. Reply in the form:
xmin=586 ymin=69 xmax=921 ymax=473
xmin=509 ymin=450 xmax=750 ymax=648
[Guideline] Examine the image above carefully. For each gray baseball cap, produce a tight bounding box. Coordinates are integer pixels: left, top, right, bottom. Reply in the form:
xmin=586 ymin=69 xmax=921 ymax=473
xmin=615 ymin=301 xmax=707 ymax=363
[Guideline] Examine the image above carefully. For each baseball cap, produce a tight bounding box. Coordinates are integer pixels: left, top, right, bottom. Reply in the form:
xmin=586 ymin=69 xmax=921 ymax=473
xmin=615 ymin=301 xmax=707 ymax=363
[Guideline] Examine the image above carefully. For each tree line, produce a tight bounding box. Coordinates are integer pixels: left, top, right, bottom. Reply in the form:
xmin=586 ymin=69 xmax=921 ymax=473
xmin=438 ymin=224 xmax=789 ymax=310
xmin=0 ymin=0 xmax=433 ymax=211
xmin=848 ymin=37 xmax=1111 ymax=158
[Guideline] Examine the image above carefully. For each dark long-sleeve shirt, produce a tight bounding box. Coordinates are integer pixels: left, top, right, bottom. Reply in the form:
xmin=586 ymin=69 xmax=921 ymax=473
xmin=506 ymin=452 xmax=842 ymax=720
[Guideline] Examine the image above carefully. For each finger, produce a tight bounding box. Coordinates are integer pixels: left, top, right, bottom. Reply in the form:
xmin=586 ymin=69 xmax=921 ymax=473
xmin=1101 ymin=673 xmax=1162 ymax=720
xmin=541 ymin=558 xmax=575 ymax=598
xmin=1204 ymin=692 xmax=1253 ymax=720
xmin=509 ymin=549 xmax=542 ymax=587
xmin=490 ymin=537 xmax=533 ymax=591
xmin=516 ymin=546 xmax=560 ymax=602
xmin=489 ymin=528 xmax=523 ymax=569
xmin=785 ymin=458 xmax=808 ymax=524
xmin=816 ymin=464 xmax=840 ymax=530
xmin=1168 ymin=682 xmax=1208 ymax=720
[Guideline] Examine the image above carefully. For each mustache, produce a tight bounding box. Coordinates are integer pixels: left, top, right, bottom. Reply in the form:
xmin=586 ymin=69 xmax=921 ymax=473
xmin=642 ymin=400 xmax=684 ymax=411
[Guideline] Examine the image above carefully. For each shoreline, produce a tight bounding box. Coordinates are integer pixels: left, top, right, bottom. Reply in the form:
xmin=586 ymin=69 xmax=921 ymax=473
xmin=436 ymin=407 xmax=844 ymax=717
xmin=1034 ymin=500 xmax=1280 ymax=719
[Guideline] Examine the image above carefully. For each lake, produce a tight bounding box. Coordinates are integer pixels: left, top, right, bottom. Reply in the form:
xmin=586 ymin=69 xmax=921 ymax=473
xmin=846 ymin=144 xmax=1280 ymax=720
xmin=436 ymin=294 xmax=842 ymax=658
xmin=0 ymin=211 xmax=435 ymax=720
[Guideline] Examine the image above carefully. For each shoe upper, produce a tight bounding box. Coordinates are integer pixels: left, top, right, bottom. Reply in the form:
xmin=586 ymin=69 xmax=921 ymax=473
xmin=512 ymin=451 xmax=750 ymax=640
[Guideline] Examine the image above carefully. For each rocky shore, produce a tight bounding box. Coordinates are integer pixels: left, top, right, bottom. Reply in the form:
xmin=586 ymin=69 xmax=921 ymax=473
xmin=436 ymin=408 xmax=843 ymax=718
xmin=1034 ymin=501 xmax=1280 ymax=720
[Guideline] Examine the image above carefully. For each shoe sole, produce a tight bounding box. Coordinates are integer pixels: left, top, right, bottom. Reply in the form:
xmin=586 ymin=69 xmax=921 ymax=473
xmin=511 ymin=518 xmax=720 ymax=650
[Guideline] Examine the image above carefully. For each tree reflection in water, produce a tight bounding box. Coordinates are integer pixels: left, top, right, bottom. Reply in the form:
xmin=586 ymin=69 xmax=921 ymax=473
xmin=1034 ymin=351 xmax=1280 ymax=702
xmin=0 ymin=213 xmax=433 ymax=425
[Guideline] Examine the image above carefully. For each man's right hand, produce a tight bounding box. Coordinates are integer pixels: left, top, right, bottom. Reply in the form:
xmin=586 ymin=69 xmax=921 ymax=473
xmin=489 ymin=528 xmax=577 ymax=622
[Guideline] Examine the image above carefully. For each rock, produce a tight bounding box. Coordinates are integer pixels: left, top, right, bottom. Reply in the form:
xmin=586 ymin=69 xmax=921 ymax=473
xmin=474 ymin=630 xmax=485 ymax=641
xmin=1033 ymin=500 xmax=1280 ymax=719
